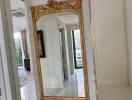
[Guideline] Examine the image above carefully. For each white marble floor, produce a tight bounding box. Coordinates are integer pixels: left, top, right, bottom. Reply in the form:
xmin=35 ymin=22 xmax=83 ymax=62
xmin=44 ymin=69 xmax=85 ymax=97
xmin=18 ymin=66 xmax=33 ymax=87
xmin=20 ymin=69 xmax=85 ymax=100
xmin=18 ymin=66 xmax=36 ymax=100
xmin=98 ymin=86 xmax=132 ymax=100
xmin=20 ymin=80 xmax=36 ymax=100
xmin=20 ymin=82 xmax=132 ymax=100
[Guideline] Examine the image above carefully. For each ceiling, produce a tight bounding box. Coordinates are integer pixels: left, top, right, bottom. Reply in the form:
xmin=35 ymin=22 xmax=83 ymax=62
xmin=10 ymin=0 xmax=26 ymax=32
xmin=58 ymin=14 xmax=79 ymax=25
xmin=10 ymin=0 xmax=79 ymax=32
xmin=10 ymin=0 xmax=24 ymax=10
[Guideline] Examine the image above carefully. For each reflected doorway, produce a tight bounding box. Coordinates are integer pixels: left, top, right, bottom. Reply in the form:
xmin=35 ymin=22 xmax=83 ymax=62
xmin=56 ymin=22 xmax=84 ymax=97
xmin=14 ymin=32 xmax=23 ymax=66
xmin=72 ymin=29 xmax=83 ymax=69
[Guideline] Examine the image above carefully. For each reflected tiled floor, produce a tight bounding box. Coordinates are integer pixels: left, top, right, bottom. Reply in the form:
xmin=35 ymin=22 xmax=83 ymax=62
xmin=76 ymin=69 xmax=85 ymax=96
xmin=44 ymin=69 xmax=85 ymax=97
xmin=20 ymin=69 xmax=85 ymax=100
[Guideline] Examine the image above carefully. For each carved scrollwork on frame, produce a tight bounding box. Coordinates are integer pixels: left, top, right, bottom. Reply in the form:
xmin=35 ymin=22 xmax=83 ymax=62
xmin=31 ymin=0 xmax=82 ymax=21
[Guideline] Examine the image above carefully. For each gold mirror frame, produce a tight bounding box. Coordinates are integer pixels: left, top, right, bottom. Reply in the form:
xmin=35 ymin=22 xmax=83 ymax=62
xmin=31 ymin=0 xmax=89 ymax=100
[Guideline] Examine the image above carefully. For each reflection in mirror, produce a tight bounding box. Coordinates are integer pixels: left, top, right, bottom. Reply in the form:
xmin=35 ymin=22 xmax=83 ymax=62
xmin=36 ymin=12 xmax=85 ymax=97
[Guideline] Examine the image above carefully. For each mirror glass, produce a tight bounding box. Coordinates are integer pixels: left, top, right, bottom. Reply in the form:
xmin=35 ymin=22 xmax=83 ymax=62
xmin=36 ymin=12 xmax=85 ymax=97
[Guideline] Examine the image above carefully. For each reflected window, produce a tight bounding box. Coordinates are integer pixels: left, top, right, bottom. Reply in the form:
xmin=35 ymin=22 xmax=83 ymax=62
xmin=14 ymin=32 xmax=23 ymax=66
xmin=72 ymin=29 xmax=83 ymax=69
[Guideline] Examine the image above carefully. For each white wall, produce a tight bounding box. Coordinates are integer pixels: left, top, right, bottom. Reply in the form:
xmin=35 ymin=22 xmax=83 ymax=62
xmin=92 ymin=0 xmax=128 ymax=86
xmin=125 ymin=0 xmax=132 ymax=87
xmin=10 ymin=0 xmax=24 ymax=10
xmin=12 ymin=16 xmax=27 ymax=32
xmin=37 ymin=14 xmax=64 ymax=88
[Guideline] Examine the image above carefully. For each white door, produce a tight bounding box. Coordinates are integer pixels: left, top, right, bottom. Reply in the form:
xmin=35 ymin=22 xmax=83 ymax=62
xmin=0 ymin=8 xmax=7 ymax=100
xmin=0 ymin=46 xmax=7 ymax=100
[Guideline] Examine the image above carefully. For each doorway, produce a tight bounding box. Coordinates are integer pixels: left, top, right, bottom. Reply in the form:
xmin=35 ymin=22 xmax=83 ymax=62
xmin=13 ymin=30 xmax=35 ymax=100
xmin=56 ymin=20 xmax=84 ymax=96
xmin=14 ymin=32 xmax=23 ymax=66
xmin=10 ymin=0 xmax=36 ymax=98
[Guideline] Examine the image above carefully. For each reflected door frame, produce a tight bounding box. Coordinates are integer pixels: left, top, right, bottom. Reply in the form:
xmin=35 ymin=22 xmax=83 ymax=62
xmin=59 ymin=28 xmax=70 ymax=80
xmin=0 ymin=46 xmax=7 ymax=100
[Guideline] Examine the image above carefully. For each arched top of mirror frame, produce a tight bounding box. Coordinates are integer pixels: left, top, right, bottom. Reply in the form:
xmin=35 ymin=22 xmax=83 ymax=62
xmin=31 ymin=0 xmax=82 ymax=22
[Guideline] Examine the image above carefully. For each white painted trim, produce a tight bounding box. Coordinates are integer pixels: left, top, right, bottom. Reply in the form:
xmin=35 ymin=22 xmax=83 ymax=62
xmin=0 ymin=8 xmax=13 ymax=100
xmin=0 ymin=0 xmax=21 ymax=99
xmin=23 ymin=1 xmax=40 ymax=100
xmin=0 ymin=43 xmax=7 ymax=100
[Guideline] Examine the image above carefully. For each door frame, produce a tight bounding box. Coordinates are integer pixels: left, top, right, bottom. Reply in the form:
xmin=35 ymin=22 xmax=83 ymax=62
xmin=0 ymin=46 xmax=7 ymax=100
xmin=0 ymin=1 xmax=21 ymax=99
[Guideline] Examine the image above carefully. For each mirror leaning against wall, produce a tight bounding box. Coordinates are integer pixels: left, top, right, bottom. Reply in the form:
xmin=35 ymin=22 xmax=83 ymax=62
xmin=31 ymin=0 xmax=89 ymax=100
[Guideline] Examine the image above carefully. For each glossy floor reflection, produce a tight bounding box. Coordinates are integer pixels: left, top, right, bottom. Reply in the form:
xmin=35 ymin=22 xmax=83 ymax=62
xmin=44 ymin=69 xmax=85 ymax=97
xmin=18 ymin=66 xmax=33 ymax=87
xmin=19 ymin=66 xmax=36 ymax=100
xmin=20 ymin=69 xmax=85 ymax=100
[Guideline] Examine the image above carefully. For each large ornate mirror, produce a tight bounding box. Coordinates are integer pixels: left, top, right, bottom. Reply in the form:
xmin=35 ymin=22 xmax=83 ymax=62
xmin=31 ymin=0 xmax=89 ymax=100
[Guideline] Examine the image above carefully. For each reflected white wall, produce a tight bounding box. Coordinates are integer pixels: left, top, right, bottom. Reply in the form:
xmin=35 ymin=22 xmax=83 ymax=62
xmin=37 ymin=14 xmax=64 ymax=88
